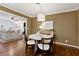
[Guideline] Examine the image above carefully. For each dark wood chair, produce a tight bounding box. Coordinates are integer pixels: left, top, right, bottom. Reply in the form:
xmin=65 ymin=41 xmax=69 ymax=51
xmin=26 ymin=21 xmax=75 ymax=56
xmin=37 ymin=35 xmax=54 ymax=56
xmin=24 ymin=34 xmax=35 ymax=55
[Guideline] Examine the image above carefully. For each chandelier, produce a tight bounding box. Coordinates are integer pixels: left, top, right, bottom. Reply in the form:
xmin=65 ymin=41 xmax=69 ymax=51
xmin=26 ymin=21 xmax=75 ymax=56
xmin=36 ymin=3 xmax=45 ymax=21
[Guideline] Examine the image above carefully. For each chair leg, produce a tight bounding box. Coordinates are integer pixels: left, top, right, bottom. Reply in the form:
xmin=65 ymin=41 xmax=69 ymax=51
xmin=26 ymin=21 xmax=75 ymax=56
xmin=50 ymin=43 xmax=55 ymax=56
xmin=33 ymin=41 xmax=37 ymax=56
xmin=33 ymin=45 xmax=36 ymax=56
xmin=25 ymin=46 xmax=27 ymax=55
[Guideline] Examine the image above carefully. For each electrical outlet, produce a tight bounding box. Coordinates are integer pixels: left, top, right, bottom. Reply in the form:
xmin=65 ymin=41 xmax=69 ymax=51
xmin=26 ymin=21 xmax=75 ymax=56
xmin=65 ymin=40 xmax=68 ymax=43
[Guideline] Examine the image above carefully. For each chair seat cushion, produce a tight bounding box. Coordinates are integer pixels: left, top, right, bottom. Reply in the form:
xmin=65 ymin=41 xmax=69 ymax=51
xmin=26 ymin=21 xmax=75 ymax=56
xmin=44 ymin=39 xmax=51 ymax=43
xmin=27 ymin=40 xmax=35 ymax=45
xmin=38 ymin=44 xmax=50 ymax=51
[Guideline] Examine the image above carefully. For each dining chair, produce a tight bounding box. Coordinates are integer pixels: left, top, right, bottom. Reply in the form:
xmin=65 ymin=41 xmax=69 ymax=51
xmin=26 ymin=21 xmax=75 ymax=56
xmin=36 ymin=30 xmax=54 ymax=56
xmin=24 ymin=34 xmax=35 ymax=55
xmin=37 ymin=36 xmax=53 ymax=56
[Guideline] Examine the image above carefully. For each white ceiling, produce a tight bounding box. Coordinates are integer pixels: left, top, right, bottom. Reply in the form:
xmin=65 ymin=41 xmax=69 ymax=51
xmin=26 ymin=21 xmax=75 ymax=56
xmin=0 ymin=3 xmax=79 ymax=17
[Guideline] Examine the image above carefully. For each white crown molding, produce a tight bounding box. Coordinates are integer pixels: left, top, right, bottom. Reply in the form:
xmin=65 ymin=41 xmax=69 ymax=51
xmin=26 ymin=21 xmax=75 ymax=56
xmin=0 ymin=4 xmax=29 ymax=17
xmin=0 ymin=10 xmax=26 ymax=21
xmin=46 ymin=8 xmax=78 ymax=15
xmin=0 ymin=10 xmax=14 ymax=16
xmin=29 ymin=8 xmax=79 ymax=17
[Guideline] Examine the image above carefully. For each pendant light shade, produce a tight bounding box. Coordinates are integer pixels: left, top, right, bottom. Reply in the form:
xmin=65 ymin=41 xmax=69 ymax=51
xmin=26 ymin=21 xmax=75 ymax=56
xmin=37 ymin=14 xmax=45 ymax=21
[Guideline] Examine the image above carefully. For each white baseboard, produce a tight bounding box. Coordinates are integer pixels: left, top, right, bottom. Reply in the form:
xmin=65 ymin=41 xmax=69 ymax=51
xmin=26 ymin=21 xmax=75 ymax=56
xmin=54 ymin=42 xmax=79 ymax=49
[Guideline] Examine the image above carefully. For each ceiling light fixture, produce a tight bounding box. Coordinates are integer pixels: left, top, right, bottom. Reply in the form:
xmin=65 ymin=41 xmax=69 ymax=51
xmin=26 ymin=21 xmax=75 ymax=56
xmin=36 ymin=3 xmax=45 ymax=21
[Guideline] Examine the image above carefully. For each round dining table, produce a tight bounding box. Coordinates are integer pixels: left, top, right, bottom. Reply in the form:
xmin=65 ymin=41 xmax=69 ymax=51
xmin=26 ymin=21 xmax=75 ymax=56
xmin=28 ymin=33 xmax=53 ymax=55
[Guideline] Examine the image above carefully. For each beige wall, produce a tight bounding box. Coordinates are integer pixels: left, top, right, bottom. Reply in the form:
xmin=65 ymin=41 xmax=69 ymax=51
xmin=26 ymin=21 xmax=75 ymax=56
xmin=31 ymin=17 xmax=39 ymax=34
xmin=27 ymin=18 xmax=32 ymax=35
xmin=31 ymin=11 xmax=78 ymax=46
xmin=0 ymin=5 xmax=32 ymax=35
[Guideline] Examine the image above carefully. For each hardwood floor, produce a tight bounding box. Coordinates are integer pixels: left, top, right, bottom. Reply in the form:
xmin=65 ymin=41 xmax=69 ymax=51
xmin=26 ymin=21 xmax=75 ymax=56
xmin=26 ymin=44 xmax=79 ymax=56
xmin=0 ymin=39 xmax=79 ymax=56
xmin=54 ymin=44 xmax=79 ymax=56
xmin=0 ymin=39 xmax=26 ymax=56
